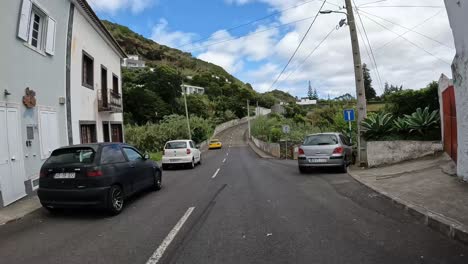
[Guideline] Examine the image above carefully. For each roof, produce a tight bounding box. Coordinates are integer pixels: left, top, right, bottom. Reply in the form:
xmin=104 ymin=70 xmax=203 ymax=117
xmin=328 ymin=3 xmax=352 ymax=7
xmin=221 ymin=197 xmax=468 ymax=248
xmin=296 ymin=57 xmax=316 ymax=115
xmin=56 ymin=142 xmax=130 ymax=151
xmin=74 ymin=0 xmax=127 ymax=58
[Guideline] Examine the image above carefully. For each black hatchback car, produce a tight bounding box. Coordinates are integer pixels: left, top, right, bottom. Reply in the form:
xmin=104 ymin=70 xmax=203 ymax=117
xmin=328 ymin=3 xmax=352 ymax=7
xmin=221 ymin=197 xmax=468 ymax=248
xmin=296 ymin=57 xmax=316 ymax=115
xmin=38 ymin=143 xmax=162 ymax=215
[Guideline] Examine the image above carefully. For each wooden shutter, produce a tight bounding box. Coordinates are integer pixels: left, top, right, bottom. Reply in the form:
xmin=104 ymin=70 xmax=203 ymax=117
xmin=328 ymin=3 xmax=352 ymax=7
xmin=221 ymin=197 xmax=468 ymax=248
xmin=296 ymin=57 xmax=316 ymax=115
xmin=47 ymin=112 xmax=59 ymax=152
xmin=39 ymin=111 xmax=50 ymax=159
xmin=18 ymin=0 xmax=32 ymax=41
xmin=45 ymin=17 xmax=56 ymax=55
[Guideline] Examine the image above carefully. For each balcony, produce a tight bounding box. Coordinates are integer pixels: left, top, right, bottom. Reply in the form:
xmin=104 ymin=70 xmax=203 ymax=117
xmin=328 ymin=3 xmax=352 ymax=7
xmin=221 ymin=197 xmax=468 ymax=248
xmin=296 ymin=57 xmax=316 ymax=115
xmin=98 ymin=89 xmax=123 ymax=113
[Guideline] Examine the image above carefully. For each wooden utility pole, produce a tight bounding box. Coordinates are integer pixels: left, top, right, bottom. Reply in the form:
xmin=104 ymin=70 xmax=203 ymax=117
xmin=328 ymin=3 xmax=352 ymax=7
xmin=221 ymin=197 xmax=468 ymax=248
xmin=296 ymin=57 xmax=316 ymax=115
xmin=183 ymin=89 xmax=192 ymax=140
xmin=247 ymin=99 xmax=251 ymax=139
xmin=344 ymin=0 xmax=367 ymax=166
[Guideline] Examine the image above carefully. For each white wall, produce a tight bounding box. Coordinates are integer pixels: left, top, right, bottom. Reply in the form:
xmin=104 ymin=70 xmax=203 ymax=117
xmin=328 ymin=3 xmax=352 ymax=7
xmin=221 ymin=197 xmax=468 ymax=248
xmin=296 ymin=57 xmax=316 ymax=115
xmin=445 ymin=0 xmax=468 ymax=180
xmin=438 ymin=74 xmax=453 ymax=143
xmin=70 ymin=7 xmax=123 ymax=144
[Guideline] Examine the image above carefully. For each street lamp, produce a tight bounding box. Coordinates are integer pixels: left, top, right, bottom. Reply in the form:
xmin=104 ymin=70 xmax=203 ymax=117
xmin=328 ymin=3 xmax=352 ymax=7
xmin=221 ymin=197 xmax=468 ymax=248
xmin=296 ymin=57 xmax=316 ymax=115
xmin=320 ymin=1 xmax=368 ymax=166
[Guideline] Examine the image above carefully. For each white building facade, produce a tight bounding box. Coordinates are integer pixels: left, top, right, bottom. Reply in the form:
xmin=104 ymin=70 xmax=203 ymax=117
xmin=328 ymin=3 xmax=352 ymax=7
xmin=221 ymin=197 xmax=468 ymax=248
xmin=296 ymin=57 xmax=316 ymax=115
xmin=181 ymin=84 xmax=205 ymax=95
xmin=122 ymin=55 xmax=145 ymax=68
xmin=444 ymin=0 xmax=468 ymax=181
xmin=69 ymin=1 xmax=126 ymax=144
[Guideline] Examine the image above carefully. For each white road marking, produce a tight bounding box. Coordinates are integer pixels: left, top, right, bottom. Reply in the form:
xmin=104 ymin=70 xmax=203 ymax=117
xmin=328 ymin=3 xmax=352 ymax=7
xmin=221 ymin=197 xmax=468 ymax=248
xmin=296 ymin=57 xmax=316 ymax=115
xmin=212 ymin=168 xmax=221 ymax=178
xmin=146 ymin=207 xmax=195 ymax=264
xmin=226 ymin=153 xmax=229 ymax=156
xmin=222 ymin=158 xmax=226 ymax=163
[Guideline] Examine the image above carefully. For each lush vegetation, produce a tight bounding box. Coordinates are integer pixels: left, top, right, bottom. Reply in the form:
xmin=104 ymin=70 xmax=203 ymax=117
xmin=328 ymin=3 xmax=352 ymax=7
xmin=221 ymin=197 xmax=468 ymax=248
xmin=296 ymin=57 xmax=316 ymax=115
xmin=383 ymin=81 xmax=439 ymax=116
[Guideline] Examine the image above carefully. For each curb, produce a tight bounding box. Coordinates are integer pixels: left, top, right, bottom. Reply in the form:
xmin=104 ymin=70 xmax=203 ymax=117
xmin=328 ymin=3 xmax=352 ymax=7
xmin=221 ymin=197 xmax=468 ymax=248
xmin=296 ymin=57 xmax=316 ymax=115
xmin=247 ymin=141 xmax=275 ymax=159
xmin=348 ymin=169 xmax=468 ymax=246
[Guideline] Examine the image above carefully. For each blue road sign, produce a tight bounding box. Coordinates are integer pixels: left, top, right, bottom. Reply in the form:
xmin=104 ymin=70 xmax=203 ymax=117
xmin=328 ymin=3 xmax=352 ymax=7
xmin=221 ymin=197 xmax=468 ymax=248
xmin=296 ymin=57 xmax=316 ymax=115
xmin=344 ymin=109 xmax=355 ymax=122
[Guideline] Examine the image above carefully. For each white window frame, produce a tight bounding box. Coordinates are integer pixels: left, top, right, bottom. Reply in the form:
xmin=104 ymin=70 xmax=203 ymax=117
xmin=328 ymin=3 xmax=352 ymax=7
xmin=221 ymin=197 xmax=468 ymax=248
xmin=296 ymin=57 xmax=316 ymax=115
xmin=28 ymin=7 xmax=46 ymax=52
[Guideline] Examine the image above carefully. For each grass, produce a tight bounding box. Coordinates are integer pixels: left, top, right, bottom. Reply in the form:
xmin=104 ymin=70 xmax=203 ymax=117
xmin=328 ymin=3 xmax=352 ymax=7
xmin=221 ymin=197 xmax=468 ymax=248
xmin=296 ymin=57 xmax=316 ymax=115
xmin=367 ymin=103 xmax=385 ymax=112
xmin=150 ymin=151 xmax=163 ymax=161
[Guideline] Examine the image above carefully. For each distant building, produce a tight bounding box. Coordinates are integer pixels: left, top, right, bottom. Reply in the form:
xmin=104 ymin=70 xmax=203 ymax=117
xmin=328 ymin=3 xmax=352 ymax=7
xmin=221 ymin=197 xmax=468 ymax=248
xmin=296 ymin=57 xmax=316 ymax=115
xmin=296 ymin=98 xmax=317 ymax=106
xmin=181 ymin=84 xmax=205 ymax=95
xmin=271 ymin=104 xmax=286 ymax=114
xmin=122 ymin=55 xmax=146 ymax=68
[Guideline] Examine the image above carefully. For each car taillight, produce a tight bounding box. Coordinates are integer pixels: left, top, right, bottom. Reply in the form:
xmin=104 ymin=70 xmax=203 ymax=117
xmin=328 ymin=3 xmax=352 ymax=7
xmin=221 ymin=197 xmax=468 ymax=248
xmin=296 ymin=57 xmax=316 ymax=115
xmin=186 ymin=149 xmax=191 ymax=155
xmin=87 ymin=169 xmax=103 ymax=177
xmin=298 ymin=148 xmax=305 ymax=155
xmin=39 ymin=169 xmax=48 ymax=178
xmin=333 ymin=147 xmax=344 ymax=154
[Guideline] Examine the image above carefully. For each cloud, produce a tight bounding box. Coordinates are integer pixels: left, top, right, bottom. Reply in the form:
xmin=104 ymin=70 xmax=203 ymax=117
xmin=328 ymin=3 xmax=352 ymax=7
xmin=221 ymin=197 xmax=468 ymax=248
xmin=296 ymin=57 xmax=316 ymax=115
xmin=88 ymin=0 xmax=155 ymax=14
xmin=151 ymin=19 xmax=198 ymax=48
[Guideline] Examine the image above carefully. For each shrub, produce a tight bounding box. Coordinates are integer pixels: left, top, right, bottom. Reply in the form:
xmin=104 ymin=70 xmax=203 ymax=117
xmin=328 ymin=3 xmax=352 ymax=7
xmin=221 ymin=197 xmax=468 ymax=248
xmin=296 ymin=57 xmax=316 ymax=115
xmin=404 ymin=107 xmax=440 ymax=135
xmin=384 ymin=81 xmax=439 ymax=116
xmin=362 ymin=112 xmax=394 ymax=140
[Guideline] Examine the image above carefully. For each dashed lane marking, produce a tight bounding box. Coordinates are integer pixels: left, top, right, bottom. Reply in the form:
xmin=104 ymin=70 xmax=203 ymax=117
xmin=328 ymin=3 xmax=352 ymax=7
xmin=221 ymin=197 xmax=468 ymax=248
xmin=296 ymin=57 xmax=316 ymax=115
xmin=212 ymin=168 xmax=221 ymax=179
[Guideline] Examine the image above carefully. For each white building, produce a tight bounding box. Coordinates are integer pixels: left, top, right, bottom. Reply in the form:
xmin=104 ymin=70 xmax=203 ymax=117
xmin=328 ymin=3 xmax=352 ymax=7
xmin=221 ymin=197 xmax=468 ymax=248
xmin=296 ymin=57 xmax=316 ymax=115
xmin=122 ymin=54 xmax=145 ymax=68
xmin=296 ymin=98 xmax=317 ymax=106
xmin=443 ymin=0 xmax=468 ymax=181
xmin=181 ymin=84 xmax=205 ymax=95
xmin=69 ymin=0 xmax=126 ymax=144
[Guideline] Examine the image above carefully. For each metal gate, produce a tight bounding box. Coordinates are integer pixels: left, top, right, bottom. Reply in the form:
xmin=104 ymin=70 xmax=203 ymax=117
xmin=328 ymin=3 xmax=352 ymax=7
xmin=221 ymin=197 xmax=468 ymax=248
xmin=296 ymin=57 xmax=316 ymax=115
xmin=442 ymin=86 xmax=457 ymax=162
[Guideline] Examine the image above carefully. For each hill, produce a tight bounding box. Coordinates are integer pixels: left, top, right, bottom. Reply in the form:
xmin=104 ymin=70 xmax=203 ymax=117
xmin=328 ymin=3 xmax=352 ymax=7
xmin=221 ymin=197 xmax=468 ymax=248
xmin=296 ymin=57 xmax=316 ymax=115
xmin=263 ymin=89 xmax=296 ymax=103
xmin=102 ymin=20 xmax=245 ymax=87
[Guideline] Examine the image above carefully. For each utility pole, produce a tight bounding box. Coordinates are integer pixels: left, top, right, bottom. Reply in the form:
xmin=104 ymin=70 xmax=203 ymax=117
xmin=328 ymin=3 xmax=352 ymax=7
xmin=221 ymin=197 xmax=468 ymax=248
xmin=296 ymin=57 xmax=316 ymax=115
xmin=183 ymin=89 xmax=192 ymax=140
xmin=247 ymin=99 xmax=251 ymax=139
xmin=256 ymin=101 xmax=259 ymax=116
xmin=344 ymin=0 xmax=367 ymax=166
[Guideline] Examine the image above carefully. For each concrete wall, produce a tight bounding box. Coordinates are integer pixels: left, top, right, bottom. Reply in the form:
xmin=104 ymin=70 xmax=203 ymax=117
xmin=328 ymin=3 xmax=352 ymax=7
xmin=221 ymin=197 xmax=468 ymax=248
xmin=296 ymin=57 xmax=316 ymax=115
xmin=367 ymin=141 xmax=443 ymax=168
xmin=251 ymin=136 xmax=281 ymax=158
xmin=0 ymin=0 xmax=70 ymax=198
xmin=70 ymin=6 xmax=123 ymax=144
xmin=212 ymin=117 xmax=253 ymax=136
xmin=444 ymin=0 xmax=468 ymax=180
xmin=438 ymin=74 xmax=453 ymax=144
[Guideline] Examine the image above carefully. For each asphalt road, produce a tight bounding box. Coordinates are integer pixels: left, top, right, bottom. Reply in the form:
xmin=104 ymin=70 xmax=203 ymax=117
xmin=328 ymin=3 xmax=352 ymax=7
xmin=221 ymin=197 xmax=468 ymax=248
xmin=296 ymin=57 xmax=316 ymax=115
xmin=0 ymin=124 xmax=467 ymax=264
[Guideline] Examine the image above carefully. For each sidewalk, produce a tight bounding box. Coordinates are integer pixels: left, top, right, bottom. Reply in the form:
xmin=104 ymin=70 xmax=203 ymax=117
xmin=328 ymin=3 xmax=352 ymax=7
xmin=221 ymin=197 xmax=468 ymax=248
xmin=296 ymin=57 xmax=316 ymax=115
xmin=349 ymin=154 xmax=468 ymax=244
xmin=0 ymin=195 xmax=41 ymax=226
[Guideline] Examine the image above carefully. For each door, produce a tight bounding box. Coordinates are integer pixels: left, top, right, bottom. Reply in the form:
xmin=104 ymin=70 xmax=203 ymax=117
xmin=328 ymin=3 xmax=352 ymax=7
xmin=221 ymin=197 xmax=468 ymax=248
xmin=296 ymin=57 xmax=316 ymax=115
xmin=123 ymin=147 xmax=151 ymax=192
xmin=103 ymin=123 xmax=110 ymax=142
xmin=111 ymin=124 xmax=123 ymax=142
xmin=0 ymin=107 xmax=26 ymax=206
xmin=190 ymin=141 xmax=201 ymax=162
xmin=101 ymin=67 xmax=108 ymax=109
xmin=443 ymin=86 xmax=457 ymax=163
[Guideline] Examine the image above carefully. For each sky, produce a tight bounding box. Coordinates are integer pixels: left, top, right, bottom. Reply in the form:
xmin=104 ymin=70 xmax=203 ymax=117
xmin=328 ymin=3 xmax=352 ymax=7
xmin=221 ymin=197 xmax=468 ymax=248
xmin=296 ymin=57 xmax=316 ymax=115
xmin=88 ymin=0 xmax=455 ymax=98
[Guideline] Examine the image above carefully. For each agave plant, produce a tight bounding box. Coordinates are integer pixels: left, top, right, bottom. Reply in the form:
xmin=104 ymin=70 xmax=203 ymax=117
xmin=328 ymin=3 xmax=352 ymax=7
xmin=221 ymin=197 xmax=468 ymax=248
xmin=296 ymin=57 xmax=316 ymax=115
xmin=393 ymin=117 xmax=409 ymax=133
xmin=361 ymin=112 xmax=394 ymax=140
xmin=404 ymin=107 xmax=440 ymax=135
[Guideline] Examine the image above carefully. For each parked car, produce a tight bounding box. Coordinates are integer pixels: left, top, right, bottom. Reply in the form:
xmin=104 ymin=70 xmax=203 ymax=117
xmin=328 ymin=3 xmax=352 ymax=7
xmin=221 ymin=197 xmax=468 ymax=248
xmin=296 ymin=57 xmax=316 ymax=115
xmin=297 ymin=133 xmax=353 ymax=173
xmin=38 ymin=143 xmax=162 ymax=215
xmin=161 ymin=140 xmax=202 ymax=170
xmin=208 ymin=139 xmax=223 ymax=149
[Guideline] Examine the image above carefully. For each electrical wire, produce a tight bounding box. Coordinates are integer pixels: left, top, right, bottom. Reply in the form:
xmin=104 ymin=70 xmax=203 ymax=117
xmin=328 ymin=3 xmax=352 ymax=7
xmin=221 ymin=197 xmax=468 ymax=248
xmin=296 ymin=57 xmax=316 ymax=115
xmin=358 ymin=5 xmax=444 ymax=8
xmin=358 ymin=9 xmax=452 ymax=50
xmin=352 ymin=0 xmax=384 ymax=94
xmin=269 ymin=0 xmax=328 ymax=91
xmin=358 ymin=12 xmax=451 ymax=65
xmin=358 ymin=0 xmax=387 ymax=7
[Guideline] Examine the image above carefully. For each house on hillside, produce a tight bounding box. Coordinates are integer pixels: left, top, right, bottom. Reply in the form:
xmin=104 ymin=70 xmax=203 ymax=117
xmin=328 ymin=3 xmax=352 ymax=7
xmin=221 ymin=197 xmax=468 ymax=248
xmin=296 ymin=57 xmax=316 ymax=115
xmin=0 ymin=0 xmax=126 ymax=207
xmin=181 ymin=84 xmax=205 ymax=95
xmin=442 ymin=0 xmax=468 ymax=181
xmin=122 ymin=55 xmax=146 ymax=69
xmin=296 ymin=97 xmax=317 ymax=106
xmin=69 ymin=0 xmax=126 ymax=144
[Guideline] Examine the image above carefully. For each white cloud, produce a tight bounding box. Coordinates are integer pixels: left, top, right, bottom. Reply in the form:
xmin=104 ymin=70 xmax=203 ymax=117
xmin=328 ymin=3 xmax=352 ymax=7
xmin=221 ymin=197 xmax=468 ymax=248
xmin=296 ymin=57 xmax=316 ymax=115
xmin=88 ymin=0 xmax=155 ymax=14
xmin=150 ymin=19 xmax=198 ymax=48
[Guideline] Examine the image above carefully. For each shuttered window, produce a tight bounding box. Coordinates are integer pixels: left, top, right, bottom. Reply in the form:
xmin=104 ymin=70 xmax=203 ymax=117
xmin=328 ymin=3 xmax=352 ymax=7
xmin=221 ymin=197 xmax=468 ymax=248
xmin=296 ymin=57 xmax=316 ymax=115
xmin=39 ymin=111 xmax=59 ymax=159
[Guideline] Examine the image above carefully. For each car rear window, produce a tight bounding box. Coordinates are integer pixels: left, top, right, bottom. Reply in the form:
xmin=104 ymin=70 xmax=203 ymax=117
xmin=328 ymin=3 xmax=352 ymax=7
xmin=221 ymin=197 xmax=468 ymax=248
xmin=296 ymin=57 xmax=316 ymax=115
xmin=165 ymin=142 xmax=187 ymax=149
xmin=46 ymin=148 xmax=96 ymax=165
xmin=210 ymin=140 xmax=219 ymax=143
xmin=303 ymin=134 xmax=339 ymax=146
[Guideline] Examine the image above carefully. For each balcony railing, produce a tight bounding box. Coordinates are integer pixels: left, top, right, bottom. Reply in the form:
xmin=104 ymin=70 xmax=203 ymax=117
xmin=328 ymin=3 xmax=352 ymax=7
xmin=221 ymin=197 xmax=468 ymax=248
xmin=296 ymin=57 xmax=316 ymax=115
xmin=98 ymin=89 xmax=123 ymax=113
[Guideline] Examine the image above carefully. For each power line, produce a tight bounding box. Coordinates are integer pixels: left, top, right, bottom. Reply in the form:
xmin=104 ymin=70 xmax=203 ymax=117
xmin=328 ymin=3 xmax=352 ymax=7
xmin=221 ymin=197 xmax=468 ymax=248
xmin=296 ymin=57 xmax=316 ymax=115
xmin=359 ymin=5 xmax=444 ymax=8
xmin=270 ymin=0 xmax=328 ymax=90
xmin=177 ymin=0 xmax=343 ymax=50
xmin=276 ymin=25 xmax=338 ymax=88
xmin=184 ymin=15 xmax=318 ymax=52
xmin=358 ymin=9 xmax=453 ymax=50
xmin=352 ymin=0 xmax=383 ymax=94
xmin=358 ymin=0 xmax=387 ymax=7
xmin=358 ymin=12 xmax=451 ymax=65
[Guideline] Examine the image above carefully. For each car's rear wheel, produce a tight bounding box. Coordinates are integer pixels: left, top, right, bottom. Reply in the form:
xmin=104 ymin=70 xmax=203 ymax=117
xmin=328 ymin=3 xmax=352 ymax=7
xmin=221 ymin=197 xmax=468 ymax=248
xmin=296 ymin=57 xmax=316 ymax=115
xmin=189 ymin=159 xmax=195 ymax=169
xmin=153 ymin=171 xmax=162 ymax=191
xmin=339 ymin=159 xmax=348 ymax=173
xmin=299 ymin=166 xmax=308 ymax=174
xmin=107 ymin=185 xmax=124 ymax=215
xmin=198 ymin=155 xmax=202 ymax=165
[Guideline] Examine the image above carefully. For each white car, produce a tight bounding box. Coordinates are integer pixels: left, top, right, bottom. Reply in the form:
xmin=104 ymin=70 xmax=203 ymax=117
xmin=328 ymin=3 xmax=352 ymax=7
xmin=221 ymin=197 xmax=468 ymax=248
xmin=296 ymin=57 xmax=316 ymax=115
xmin=161 ymin=140 xmax=201 ymax=170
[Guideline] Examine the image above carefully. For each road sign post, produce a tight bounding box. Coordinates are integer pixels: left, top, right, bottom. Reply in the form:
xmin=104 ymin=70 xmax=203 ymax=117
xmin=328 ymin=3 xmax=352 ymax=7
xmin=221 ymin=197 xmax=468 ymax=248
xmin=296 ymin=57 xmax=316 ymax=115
xmin=344 ymin=109 xmax=355 ymax=144
xmin=282 ymin=125 xmax=290 ymax=159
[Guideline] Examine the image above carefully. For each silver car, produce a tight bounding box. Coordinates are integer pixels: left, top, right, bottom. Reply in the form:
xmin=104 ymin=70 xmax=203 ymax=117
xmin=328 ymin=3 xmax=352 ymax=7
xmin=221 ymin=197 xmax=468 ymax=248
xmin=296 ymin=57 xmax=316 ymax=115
xmin=298 ymin=133 xmax=353 ymax=173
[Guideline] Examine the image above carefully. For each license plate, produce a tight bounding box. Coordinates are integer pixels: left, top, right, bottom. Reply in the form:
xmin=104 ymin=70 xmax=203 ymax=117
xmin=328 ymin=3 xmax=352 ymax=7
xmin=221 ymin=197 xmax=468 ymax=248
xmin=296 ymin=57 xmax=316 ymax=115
xmin=54 ymin=172 xmax=76 ymax=179
xmin=170 ymin=159 xmax=181 ymax=162
xmin=309 ymin=158 xmax=327 ymax=163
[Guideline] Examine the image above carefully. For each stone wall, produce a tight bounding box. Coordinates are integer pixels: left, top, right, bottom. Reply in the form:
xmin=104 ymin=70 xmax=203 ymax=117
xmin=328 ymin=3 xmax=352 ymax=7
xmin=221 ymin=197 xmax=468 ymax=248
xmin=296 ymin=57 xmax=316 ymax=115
xmin=367 ymin=141 xmax=443 ymax=168
xmin=251 ymin=137 xmax=281 ymax=158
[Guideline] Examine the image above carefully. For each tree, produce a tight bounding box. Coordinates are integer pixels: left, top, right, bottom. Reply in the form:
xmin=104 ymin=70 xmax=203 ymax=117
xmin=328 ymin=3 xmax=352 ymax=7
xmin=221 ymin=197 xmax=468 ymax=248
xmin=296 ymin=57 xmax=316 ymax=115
xmin=308 ymin=81 xmax=314 ymax=100
xmin=384 ymin=81 xmax=439 ymax=116
xmin=362 ymin=64 xmax=377 ymax=100
xmin=312 ymin=88 xmax=319 ymax=100
xmin=383 ymin=82 xmax=403 ymax=97
xmin=141 ymin=65 xmax=182 ymax=112
xmin=123 ymin=85 xmax=171 ymax=125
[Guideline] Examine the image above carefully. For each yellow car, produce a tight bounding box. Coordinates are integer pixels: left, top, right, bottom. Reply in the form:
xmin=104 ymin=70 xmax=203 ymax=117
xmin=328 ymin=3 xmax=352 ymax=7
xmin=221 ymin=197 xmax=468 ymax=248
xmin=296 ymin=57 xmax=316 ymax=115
xmin=209 ymin=139 xmax=222 ymax=149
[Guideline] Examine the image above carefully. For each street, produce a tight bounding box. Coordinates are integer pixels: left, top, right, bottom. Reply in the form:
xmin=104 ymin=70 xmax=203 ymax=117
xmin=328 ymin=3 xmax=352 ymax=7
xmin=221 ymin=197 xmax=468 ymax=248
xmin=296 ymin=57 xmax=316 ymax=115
xmin=0 ymin=124 xmax=467 ymax=264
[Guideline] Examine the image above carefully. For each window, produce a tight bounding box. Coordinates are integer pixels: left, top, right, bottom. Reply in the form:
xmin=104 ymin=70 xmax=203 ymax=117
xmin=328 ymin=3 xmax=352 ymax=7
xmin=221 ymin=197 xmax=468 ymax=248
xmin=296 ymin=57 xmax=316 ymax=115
xmin=340 ymin=135 xmax=351 ymax=146
xmin=101 ymin=145 xmax=126 ymax=164
xmin=82 ymin=52 xmax=94 ymax=88
xmin=303 ymin=134 xmax=338 ymax=146
xmin=103 ymin=123 xmax=110 ymax=142
xmin=46 ymin=148 xmax=95 ymax=165
xmin=39 ymin=111 xmax=59 ymax=159
xmin=112 ymin=74 xmax=119 ymax=94
xmin=111 ymin=124 xmax=123 ymax=142
xmin=17 ymin=1 xmax=56 ymax=55
xmin=165 ymin=142 xmax=187 ymax=149
xmin=80 ymin=124 xmax=97 ymax=144
xmin=123 ymin=148 xmax=143 ymax=162
xmin=189 ymin=141 xmax=195 ymax=148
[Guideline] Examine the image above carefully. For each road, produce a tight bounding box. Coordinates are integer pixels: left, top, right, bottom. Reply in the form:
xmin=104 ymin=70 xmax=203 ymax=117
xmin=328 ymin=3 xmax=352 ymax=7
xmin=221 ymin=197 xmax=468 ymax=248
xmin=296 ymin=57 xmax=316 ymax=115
xmin=0 ymin=124 xmax=467 ymax=264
